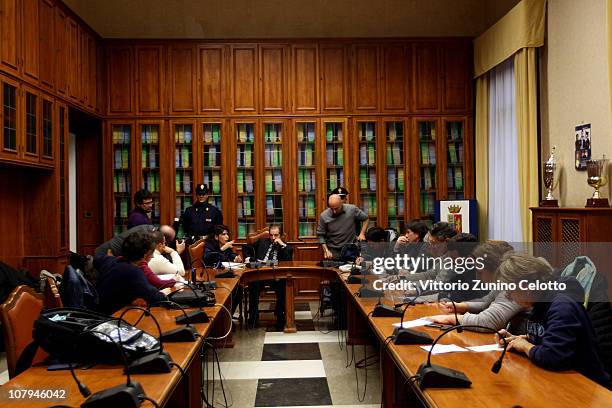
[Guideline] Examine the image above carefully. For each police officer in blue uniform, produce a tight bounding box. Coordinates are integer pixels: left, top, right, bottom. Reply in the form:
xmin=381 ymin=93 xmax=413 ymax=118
xmin=182 ymin=184 xmax=223 ymax=242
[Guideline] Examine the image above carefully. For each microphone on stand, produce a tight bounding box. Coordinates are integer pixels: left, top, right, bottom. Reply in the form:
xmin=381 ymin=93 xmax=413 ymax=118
xmin=392 ymin=289 xmax=433 ymax=344
xmin=416 ymin=324 xmax=510 ymax=388
xmin=438 ymin=291 xmax=462 ymax=333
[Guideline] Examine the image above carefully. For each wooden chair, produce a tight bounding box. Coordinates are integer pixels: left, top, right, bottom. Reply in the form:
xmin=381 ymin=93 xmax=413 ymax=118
xmin=247 ymin=227 xmax=270 ymax=245
xmin=40 ymin=271 xmax=63 ymax=309
xmin=0 ymin=285 xmax=48 ymax=378
xmin=188 ymin=238 xmax=206 ymax=269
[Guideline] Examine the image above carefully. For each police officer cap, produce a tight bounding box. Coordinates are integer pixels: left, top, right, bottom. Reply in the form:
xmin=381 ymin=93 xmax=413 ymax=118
xmin=195 ymin=184 xmax=209 ymax=195
xmin=331 ymin=186 xmax=349 ymax=197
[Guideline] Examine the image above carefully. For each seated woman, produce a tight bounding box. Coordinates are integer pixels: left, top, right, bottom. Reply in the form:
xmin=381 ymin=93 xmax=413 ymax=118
xmin=427 ymin=241 xmax=525 ymax=331
xmin=495 ymin=251 xmax=611 ymax=389
xmin=94 ymin=230 xmax=168 ymax=314
xmin=203 ymin=224 xmax=243 ymax=267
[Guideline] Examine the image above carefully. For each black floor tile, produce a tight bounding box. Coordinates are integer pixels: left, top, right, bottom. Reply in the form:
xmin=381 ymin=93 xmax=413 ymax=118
xmin=265 ymin=319 xmax=316 ymax=332
xmin=261 ymin=343 xmax=321 ymax=361
xmin=255 ymin=377 xmax=332 ymax=407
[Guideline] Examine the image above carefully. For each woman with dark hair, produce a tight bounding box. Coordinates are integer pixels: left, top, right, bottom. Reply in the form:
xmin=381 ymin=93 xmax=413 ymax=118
xmin=203 ymin=224 xmax=243 ymax=266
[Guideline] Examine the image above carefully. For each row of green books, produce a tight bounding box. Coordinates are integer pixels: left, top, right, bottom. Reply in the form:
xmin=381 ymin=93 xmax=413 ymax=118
xmin=361 ymin=194 xmax=378 ymax=217
xmin=420 ymin=167 xmax=436 ymax=189
xmin=358 ymin=123 xmax=375 ymax=141
xmin=203 ymin=146 xmax=220 ymax=167
xmin=202 ymin=171 xmax=222 ymax=194
xmin=326 ymin=146 xmax=344 ymax=166
xmin=325 ymin=125 xmax=343 ymax=142
xmin=265 ymin=170 xmax=283 ymax=193
xmin=264 ymin=147 xmax=283 ymax=167
xmin=142 ymin=172 xmax=160 ymax=193
xmin=237 ymin=126 xmax=255 ymax=142
xmin=387 ymin=195 xmax=405 ymax=218
xmin=418 ymin=122 xmax=437 ymax=140
xmin=141 ymin=147 xmax=157 ymax=169
xmin=114 ymin=147 xmax=130 ymax=169
xmin=386 ymin=144 xmax=403 ymax=165
xmin=237 ymin=145 xmax=254 ymax=167
xmin=237 ymin=171 xmax=255 ymax=193
xmin=112 ymin=127 xmax=131 ymax=144
xmin=447 ymin=122 xmax=463 ymax=140
xmin=140 ymin=126 xmax=160 ymax=144
xmin=298 ymin=222 xmax=317 ymax=237
xmin=298 ymin=195 xmax=317 ymax=218
xmin=114 ymin=198 xmax=129 ymax=218
xmin=386 ymin=122 xmax=404 ymax=142
xmin=420 ymin=143 xmax=437 ymax=165
xmin=327 ymin=169 xmax=344 ymax=190
xmin=264 ymin=125 xmax=282 ymax=143
xmin=175 ymin=172 xmax=192 ymax=194
xmin=296 ymin=125 xmax=316 ymax=142
xmin=237 ymin=196 xmax=255 ymax=217
xmin=175 ymin=147 xmax=192 ymax=168
xmin=266 ymin=197 xmax=283 ymax=217
xmin=298 ymin=145 xmax=315 ymax=166
xmin=237 ymin=223 xmax=256 ymax=239
xmin=387 ymin=167 xmax=405 ymax=192
xmin=447 ymin=167 xmax=464 ymax=190
xmin=298 ymin=169 xmax=316 ymax=192
xmin=420 ymin=193 xmax=436 ymax=215
xmin=359 ymin=168 xmax=377 ymax=190
xmin=447 ymin=143 xmax=464 ymax=164
xmin=203 ymin=125 xmax=221 ymax=143
xmin=174 ymin=126 xmax=193 ymax=144
xmin=113 ymin=173 xmax=130 ymax=193
xmin=359 ymin=144 xmax=376 ymax=165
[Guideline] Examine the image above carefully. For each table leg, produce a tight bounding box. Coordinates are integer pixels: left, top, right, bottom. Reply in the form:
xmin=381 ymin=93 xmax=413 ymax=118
xmin=284 ymin=274 xmax=297 ymax=333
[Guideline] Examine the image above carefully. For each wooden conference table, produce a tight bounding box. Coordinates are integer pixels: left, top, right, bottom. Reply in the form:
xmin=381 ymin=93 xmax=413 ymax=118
xmin=0 ymin=278 xmax=239 ymax=408
xmin=342 ymin=280 xmax=612 ymax=408
xmin=197 ymin=261 xmax=340 ymax=333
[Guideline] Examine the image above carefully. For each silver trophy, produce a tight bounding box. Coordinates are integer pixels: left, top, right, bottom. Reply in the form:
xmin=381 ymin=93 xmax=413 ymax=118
xmin=541 ymin=146 xmax=558 ymax=206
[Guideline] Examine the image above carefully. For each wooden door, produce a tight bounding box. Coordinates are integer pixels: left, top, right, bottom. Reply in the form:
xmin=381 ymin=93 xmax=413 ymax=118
xmin=230 ymin=45 xmax=257 ymax=114
xmin=259 ymin=44 xmax=288 ymax=113
xmin=353 ymin=118 xmax=383 ymax=226
xmin=53 ymin=6 xmax=68 ymax=95
xmin=169 ymin=44 xmax=197 ymax=114
xmin=442 ymin=41 xmax=471 ymax=113
xmin=291 ymin=45 xmax=319 ymax=113
xmin=21 ymin=0 xmax=38 ymax=81
xmin=381 ymin=118 xmax=409 ymax=231
xmin=0 ymin=0 xmax=20 ymax=75
xmin=39 ymin=94 xmax=54 ymax=165
xmin=107 ymin=46 xmax=133 ymax=114
xmin=381 ymin=44 xmax=409 ymax=112
xmin=38 ymin=0 xmax=54 ymax=90
xmin=352 ymin=44 xmax=379 ymax=112
xmin=293 ymin=119 xmax=320 ymax=241
xmin=412 ymin=42 xmax=440 ymax=113
xmin=135 ymin=45 xmax=165 ymax=115
xmin=0 ymin=75 xmax=20 ymax=161
xmin=198 ymin=45 xmax=226 ymax=114
xmin=320 ymin=44 xmax=348 ymax=113
xmin=22 ymin=85 xmax=40 ymax=163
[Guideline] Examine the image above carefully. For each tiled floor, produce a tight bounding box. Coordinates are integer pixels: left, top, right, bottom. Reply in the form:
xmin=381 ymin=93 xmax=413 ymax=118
xmin=0 ymin=352 xmax=8 ymax=385
xmin=205 ymin=301 xmax=382 ymax=407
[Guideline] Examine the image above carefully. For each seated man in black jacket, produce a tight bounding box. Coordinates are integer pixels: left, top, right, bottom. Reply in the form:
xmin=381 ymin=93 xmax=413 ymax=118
xmin=94 ymin=230 xmax=168 ymax=315
xmin=243 ymin=225 xmax=293 ymax=329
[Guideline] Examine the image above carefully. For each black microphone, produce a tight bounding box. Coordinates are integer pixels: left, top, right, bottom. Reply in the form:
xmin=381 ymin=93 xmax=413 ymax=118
xmin=438 ymin=291 xmax=461 ymax=333
xmin=416 ymin=324 xmax=510 ymax=389
xmin=117 ymin=306 xmax=173 ymax=374
xmin=168 ymin=282 xmax=213 ymax=324
xmin=392 ymin=289 xmax=433 ymax=345
xmin=71 ymin=328 xmax=146 ymax=408
xmin=149 ymin=300 xmax=198 ymax=342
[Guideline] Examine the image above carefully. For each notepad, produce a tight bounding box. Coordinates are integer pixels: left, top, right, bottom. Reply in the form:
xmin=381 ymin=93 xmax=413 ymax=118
xmin=420 ymin=344 xmax=469 ymax=355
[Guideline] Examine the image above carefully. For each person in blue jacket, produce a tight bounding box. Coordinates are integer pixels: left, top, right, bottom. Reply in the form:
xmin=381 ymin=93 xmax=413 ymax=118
xmin=495 ymin=252 xmax=611 ymax=389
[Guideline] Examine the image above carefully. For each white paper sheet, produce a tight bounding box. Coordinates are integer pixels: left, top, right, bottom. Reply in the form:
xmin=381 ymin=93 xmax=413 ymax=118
xmin=392 ymin=318 xmax=432 ymax=328
xmin=465 ymin=344 xmax=504 ymax=352
xmin=221 ymin=262 xmax=245 ymax=269
xmin=419 ymin=344 xmax=468 ymax=355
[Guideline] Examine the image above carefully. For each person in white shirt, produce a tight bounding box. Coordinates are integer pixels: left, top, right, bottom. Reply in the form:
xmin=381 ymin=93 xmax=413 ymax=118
xmin=148 ymin=229 xmax=186 ymax=277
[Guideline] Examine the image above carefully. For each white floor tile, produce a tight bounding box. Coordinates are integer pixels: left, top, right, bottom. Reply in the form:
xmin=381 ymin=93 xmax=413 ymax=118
xmin=0 ymin=370 xmax=9 ymax=386
xmin=264 ymin=331 xmax=340 ymax=344
xmin=295 ymin=310 xmax=313 ymax=320
xmin=211 ymin=360 xmax=326 ymax=380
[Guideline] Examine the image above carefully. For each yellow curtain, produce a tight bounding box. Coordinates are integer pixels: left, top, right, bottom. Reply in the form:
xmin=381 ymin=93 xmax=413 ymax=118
xmin=474 ymin=0 xmax=547 ymax=78
xmin=514 ymin=48 xmax=539 ymax=242
xmin=475 ymin=75 xmax=489 ymax=241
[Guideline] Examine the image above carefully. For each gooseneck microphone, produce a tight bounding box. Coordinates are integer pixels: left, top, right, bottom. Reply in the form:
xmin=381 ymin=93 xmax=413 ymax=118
xmin=416 ymin=324 xmax=509 ymax=388
xmin=149 ymin=300 xmax=199 ymax=342
xmin=392 ymin=289 xmax=433 ymax=345
xmin=438 ymin=291 xmax=461 ymax=333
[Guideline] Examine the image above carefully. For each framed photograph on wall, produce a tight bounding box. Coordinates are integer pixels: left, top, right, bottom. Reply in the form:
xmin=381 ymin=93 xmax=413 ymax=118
xmin=575 ymin=123 xmax=591 ymax=170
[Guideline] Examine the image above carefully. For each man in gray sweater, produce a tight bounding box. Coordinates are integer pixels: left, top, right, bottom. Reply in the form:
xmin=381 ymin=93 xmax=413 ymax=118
xmin=317 ymin=194 xmax=369 ymax=259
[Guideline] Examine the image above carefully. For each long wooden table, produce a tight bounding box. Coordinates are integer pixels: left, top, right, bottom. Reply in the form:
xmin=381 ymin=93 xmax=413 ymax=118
xmin=0 ymin=278 xmax=238 ymax=408
xmin=342 ymin=280 xmax=612 ymax=407
xmin=198 ymin=261 xmax=339 ymax=333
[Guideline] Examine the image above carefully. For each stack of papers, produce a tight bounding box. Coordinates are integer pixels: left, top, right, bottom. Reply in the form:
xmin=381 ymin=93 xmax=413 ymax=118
xmin=392 ymin=318 xmax=432 ymax=329
xmin=420 ymin=344 xmax=468 ymax=355
xmin=465 ymin=344 xmax=504 ymax=352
